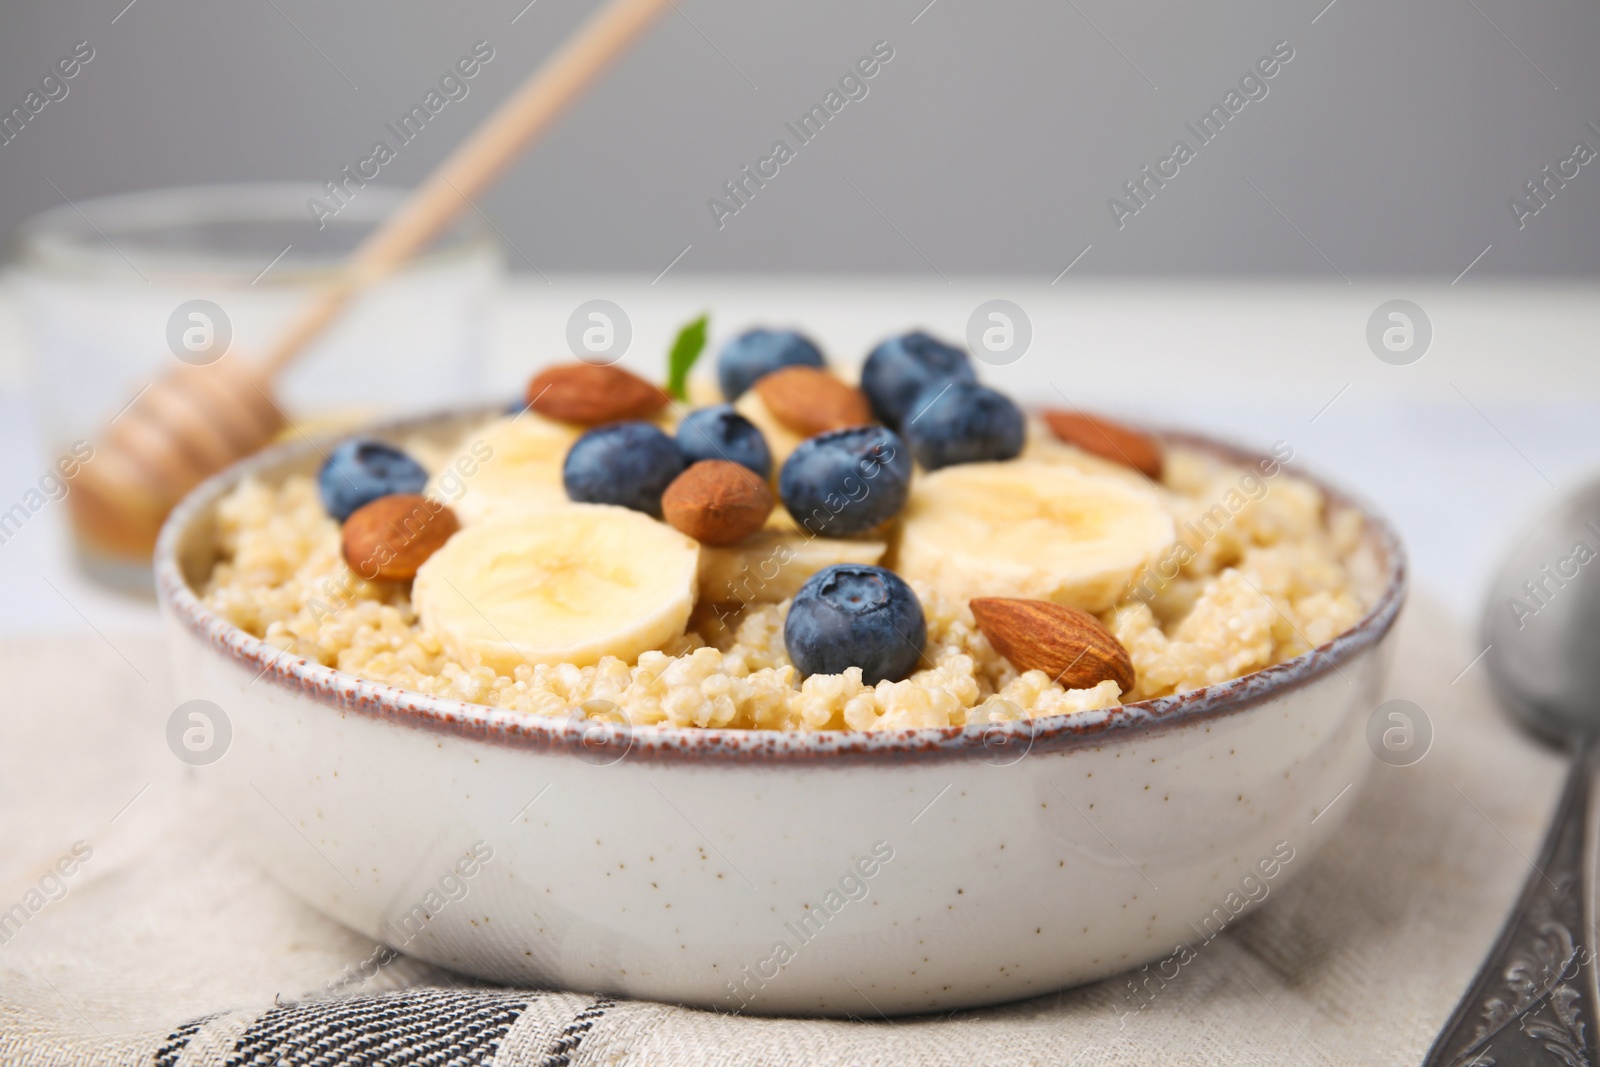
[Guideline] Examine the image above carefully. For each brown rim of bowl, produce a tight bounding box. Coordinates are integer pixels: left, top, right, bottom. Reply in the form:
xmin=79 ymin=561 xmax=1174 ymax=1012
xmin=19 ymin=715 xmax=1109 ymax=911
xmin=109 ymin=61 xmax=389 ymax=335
xmin=154 ymin=404 xmax=1407 ymax=766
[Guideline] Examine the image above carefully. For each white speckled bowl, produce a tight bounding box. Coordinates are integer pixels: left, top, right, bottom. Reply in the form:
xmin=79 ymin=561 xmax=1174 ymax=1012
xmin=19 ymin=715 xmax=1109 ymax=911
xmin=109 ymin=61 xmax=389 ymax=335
xmin=155 ymin=407 xmax=1405 ymax=1017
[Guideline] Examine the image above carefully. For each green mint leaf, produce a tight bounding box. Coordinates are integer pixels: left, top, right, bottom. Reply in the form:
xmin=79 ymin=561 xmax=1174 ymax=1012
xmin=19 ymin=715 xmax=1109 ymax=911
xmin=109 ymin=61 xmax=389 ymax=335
xmin=666 ymin=314 xmax=709 ymax=402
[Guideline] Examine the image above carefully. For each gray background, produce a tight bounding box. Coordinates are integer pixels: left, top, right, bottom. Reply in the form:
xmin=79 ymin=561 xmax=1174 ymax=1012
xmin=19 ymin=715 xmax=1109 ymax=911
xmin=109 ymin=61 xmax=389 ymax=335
xmin=0 ymin=0 xmax=1596 ymax=278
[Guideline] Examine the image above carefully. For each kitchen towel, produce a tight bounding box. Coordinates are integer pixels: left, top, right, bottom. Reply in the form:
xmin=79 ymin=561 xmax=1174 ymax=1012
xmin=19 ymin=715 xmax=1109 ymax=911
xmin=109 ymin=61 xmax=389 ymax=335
xmin=0 ymin=592 xmax=1569 ymax=1066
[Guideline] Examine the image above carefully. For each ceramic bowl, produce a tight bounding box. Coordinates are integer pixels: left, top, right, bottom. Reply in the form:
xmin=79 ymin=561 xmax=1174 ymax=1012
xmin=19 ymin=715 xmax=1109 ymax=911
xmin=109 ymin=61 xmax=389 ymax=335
xmin=155 ymin=407 xmax=1406 ymax=1017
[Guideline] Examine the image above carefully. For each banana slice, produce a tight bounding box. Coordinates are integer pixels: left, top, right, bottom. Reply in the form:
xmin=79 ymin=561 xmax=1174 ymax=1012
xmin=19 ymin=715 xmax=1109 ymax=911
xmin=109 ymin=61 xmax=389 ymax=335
xmin=897 ymin=461 xmax=1176 ymax=612
xmin=733 ymin=390 xmax=806 ymax=479
xmin=1017 ymin=418 xmax=1160 ymax=490
xmin=413 ymin=504 xmax=700 ymax=671
xmin=429 ymin=413 xmax=581 ymax=526
xmin=687 ymin=376 xmax=723 ymax=407
xmin=699 ymin=530 xmax=886 ymax=605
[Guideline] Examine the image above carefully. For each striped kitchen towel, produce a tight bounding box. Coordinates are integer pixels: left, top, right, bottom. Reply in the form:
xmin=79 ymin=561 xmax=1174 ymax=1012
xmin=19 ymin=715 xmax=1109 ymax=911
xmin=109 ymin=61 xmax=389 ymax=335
xmin=0 ymin=593 xmax=1569 ymax=1065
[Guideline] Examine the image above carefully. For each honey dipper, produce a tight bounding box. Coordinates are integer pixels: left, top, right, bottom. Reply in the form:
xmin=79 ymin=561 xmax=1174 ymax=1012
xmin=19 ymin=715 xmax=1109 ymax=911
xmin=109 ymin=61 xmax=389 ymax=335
xmin=68 ymin=0 xmax=672 ymax=560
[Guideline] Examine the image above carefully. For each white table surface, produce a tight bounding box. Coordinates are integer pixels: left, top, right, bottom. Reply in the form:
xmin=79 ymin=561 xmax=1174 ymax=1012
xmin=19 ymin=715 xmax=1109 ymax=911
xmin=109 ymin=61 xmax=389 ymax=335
xmin=1 ymin=276 xmax=1596 ymax=671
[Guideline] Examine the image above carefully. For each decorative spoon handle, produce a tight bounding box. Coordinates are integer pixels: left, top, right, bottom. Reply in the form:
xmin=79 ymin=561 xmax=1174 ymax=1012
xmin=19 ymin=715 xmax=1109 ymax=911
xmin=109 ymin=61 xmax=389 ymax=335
xmin=1423 ymin=735 xmax=1599 ymax=1067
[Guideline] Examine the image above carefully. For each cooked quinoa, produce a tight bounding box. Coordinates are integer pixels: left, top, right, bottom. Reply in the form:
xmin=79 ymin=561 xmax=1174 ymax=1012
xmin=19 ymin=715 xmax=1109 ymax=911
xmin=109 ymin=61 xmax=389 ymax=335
xmin=202 ymin=424 xmax=1375 ymax=732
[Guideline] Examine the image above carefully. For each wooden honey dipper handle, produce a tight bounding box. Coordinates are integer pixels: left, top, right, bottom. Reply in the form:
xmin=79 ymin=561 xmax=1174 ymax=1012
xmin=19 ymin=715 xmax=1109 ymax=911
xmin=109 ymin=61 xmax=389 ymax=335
xmin=262 ymin=0 xmax=672 ymax=378
xmin=68 ymin=0 xmax=673 ymax=566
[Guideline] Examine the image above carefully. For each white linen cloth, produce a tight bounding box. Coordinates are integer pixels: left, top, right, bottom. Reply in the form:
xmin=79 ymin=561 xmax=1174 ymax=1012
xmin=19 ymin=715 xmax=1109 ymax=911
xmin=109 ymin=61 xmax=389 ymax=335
xmin=0 ymin=592 xmax=1569 ymax=1066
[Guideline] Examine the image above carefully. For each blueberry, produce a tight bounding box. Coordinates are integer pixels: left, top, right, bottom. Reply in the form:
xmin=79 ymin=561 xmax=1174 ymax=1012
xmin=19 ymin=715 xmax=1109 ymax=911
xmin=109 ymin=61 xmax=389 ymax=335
xmin=778 ymin=426 xmax=911 ymax=539
xmin=718 ymin=328 xmax=826 ymax=400
xmin=860 ymin=331 xmax=977 ymax=427
xmin=563 ymin=421 xmax=686 ymax=517
xmin=675 ymin=405 xmax=772 ymax=479
xmin=317 ymin=438 xmax=430 ymax=522
xmin=904 ymin=381 xmax=1025 ymax=470
xmin=784 ymin=564 xmax=926 ymax=683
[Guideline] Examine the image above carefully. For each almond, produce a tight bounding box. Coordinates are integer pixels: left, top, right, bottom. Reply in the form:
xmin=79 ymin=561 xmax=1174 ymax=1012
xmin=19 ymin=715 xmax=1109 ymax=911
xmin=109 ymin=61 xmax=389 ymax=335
xmin=662 ymin=460 xmax=774 ymax=546
xmin=526 ymin=362 xmax=669 ymax=425
xmin=342 ymin=494 xmax=460 ymax=582
xmin=754 ymin=366 xmax=873 ymax=438
xmin=970 ymin=597 xmax=1135 ymax=694
xmin=1042 ymin=410 xmax=1163 ymax=480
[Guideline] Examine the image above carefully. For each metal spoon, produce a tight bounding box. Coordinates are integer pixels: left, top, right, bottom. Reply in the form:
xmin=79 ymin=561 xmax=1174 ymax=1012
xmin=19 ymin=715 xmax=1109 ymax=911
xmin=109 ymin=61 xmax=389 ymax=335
xmin=1425 ymin=479 xmax=1600 ymax=1067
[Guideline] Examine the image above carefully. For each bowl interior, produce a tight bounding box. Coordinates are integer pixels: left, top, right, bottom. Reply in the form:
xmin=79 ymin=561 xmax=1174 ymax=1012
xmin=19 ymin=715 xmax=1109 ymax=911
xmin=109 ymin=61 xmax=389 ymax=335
xmin=157 ymin=405 xmax=1407 ymax=763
